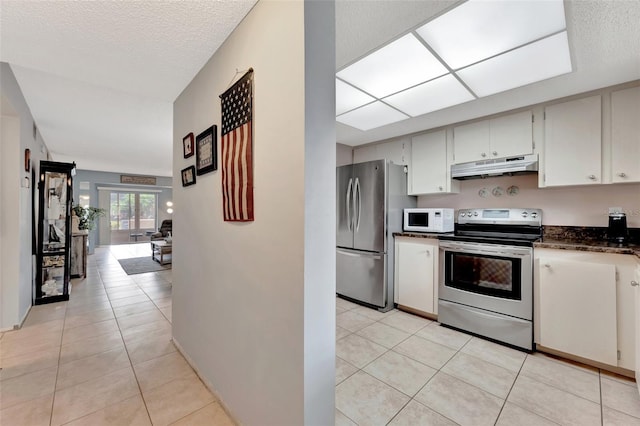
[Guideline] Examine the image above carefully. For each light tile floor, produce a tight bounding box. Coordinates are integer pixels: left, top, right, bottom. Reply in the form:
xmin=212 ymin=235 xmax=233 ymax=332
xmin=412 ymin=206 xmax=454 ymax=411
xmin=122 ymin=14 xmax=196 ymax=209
xmin=336 ymin=297 xmax=640 ymax=426
xmin=3 ymin=243 xmax=640 ymax=425
xmin=0 ymin=244 xmax=233 ymax=426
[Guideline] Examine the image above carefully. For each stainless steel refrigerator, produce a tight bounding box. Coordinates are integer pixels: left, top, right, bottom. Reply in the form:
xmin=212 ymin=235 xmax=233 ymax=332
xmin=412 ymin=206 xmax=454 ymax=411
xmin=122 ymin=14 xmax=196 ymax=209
xmin=336 ymin=159 xmax=416 ymax=311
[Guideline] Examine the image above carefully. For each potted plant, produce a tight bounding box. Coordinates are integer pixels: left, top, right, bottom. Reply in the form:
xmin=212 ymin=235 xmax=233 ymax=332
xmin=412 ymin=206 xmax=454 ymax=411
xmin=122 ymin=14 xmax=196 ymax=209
xmin=72 ymin=205 xmax=106 ymax=231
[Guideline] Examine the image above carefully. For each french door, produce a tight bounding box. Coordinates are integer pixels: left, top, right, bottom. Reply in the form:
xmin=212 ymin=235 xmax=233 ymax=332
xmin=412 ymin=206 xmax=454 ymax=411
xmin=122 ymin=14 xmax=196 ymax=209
xmin=109 ymin=192 xmax=157 ymax=244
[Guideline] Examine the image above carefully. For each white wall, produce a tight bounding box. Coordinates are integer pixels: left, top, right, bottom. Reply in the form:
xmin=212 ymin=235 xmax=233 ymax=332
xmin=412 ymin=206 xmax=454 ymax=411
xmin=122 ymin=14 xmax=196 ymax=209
xmin=303 ymin=1 xmax=336 ymax=423
xmin=1 ymin=114 xmax=21 ymax=329
xmin=1 ymin=63 xmax=50 ymax=330
xmin=337 ymin=143 xmax=352 ymax=166
xmin=418 ymin=174 xmax=640 ymax=227
xmin=172 ymin=1 xmax=335 ymax=424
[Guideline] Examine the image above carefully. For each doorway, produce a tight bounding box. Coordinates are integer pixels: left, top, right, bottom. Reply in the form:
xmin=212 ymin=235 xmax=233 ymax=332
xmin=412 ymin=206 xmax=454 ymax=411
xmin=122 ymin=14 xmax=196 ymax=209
xmin=109 ymin=192 xmax=157 ymax=244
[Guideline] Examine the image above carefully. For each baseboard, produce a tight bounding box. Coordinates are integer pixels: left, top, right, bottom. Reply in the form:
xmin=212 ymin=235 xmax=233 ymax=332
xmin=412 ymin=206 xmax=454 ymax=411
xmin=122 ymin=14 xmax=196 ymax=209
xmin=1 ymin=305 xmax=33 ymax=332
xmin=172 ymin=337 xmax=240 ymax=425
xmin=536 ymin=344 xmax=636 ymax=379
xmin=396 ymin=304 xmax=437 ymax=321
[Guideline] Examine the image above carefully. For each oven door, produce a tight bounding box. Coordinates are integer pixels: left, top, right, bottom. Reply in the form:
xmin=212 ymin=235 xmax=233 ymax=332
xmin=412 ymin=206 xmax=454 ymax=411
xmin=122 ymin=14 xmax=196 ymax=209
xmin=439 ymin=241 xmax=532 ymax=320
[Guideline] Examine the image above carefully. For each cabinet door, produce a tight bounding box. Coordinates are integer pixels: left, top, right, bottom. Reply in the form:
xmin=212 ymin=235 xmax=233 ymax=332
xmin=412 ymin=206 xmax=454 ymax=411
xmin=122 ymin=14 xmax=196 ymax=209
xmin=543 ymin=95 xmax=602 ymax=186
xmin=611 ymin=86 xmax=640 ymax=183
xmin=490 ymin=111 xmax=533 ymax=159
xmin=453 ymin=120 xmax=490 ymax=164
xmin=536 ymin=257 xmax=617 ymax=365
xmin=409 ymin=130 xmax=458 ymax=195
xmin=395 ymin=238 xmax=437 ymax=315
xmin=617 ymin=258 xmax=639 ymax=370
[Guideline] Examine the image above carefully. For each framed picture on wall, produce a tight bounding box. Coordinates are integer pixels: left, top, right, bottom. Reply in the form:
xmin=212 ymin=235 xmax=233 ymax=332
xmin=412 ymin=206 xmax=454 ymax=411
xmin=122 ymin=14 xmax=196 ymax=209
xmin=181 ymin=166 xmax=196 ymax=187
xmin=183 ymin=133 xmax=194 ymax=158
xmin=196 ymin=125 xmax=217 ymax=175
xmin=25 ymin=148 xmax=31 ymax=172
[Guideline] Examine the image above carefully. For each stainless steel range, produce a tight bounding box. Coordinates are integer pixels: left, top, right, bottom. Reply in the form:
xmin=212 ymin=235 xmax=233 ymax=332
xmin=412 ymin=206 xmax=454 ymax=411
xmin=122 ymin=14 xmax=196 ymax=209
xmin=438 ymin=208 xmax=542 ymax=351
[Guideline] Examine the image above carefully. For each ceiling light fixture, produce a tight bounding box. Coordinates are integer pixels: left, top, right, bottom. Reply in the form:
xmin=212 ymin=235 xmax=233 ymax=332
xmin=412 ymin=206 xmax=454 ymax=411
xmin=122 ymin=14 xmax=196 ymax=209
xmin=335 ymin=0 xmax=570 ymax=132
xmin=336 ymin=79 xmax=375 ymax=116
xmin=383 ymin=74 xmax=475 ymax=117
xmin=337 ymin=34 xmax=448 ymax=98
xmin=416 ymin=0 xmax=566 ymax=70
xmin=457 ymin=31 xmax=572 ymax=97
xmin=336 ymin=102 xmax=409 ymax=131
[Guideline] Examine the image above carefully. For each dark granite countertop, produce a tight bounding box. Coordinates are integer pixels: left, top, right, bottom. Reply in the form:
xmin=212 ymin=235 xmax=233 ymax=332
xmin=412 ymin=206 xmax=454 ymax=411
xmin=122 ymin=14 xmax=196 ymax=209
xmin=394 ymin=232 xmax=454 ymax=239
xmin=536 ymin=226 xmax=640 ymax=258
xmin=395 ymin=227 xmax=640 ymax=259
xmin=534 ymin=239 xmax=640 ymax=257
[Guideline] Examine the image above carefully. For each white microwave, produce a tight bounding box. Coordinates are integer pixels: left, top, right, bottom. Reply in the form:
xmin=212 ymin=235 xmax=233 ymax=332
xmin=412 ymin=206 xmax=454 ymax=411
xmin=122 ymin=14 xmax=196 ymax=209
xmin=404 ymin=208 xmax=454 ymax=233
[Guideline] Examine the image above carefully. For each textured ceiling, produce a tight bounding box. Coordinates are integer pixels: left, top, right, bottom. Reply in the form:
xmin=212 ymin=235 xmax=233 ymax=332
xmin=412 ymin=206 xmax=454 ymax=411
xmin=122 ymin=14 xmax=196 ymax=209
xmin=0 ymin=0 xmax=257 ymax=177
xmin=1 ymin=1 xmax=639 ymax=176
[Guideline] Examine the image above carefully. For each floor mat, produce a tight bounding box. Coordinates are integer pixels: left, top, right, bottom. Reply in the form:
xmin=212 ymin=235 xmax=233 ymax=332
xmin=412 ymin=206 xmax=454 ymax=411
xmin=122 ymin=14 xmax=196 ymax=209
xmin=118 ymin=256 xmax=171 ymax=275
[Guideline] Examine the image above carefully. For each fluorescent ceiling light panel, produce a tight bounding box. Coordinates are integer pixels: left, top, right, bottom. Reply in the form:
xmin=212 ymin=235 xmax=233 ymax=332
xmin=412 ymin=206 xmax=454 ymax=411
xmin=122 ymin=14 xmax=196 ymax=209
xmin=457 ymin=31 xmax=572 ymax=97
xmin=417 ymin=0 xmax=566 ymax=69
xmin=336 ymin=101 xmax=409 ymax=131
xmin=336 ymin=34 xmax=448 ymax=98
xmin=335 ymin=79 xmax=375 ymax=115
xmin=384 ymin=74 xmax=475 ymax=117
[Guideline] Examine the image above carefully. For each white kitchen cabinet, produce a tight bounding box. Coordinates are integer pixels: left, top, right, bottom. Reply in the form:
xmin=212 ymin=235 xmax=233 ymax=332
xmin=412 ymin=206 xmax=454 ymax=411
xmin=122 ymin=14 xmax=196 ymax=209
xmin=453 ymin=120 xmax=490 ymax=164
xmin=542 ymin=95 xmax=602 ymax=187
xmin=353 ymin=139 xmax=407 ymax=166
xmin=535 ymin=248 xmax=638 ymax=370
xmin=409 ymin=130 xmax=459 ymax=195
xmin=394 ymin=237 xmax=438 ymax=316
xmin=490 ymin=111 xmax=534 ymax=158
xmin=611 ymin=86 xmax=640 ymax=183
xmin=453 ymin=110 xmax=533 ymax=164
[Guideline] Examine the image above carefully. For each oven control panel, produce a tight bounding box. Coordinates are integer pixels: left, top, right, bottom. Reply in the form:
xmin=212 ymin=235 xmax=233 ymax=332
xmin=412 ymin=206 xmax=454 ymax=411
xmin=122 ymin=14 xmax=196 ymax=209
xmin=458 ymin=208 xmax=542 ymax=226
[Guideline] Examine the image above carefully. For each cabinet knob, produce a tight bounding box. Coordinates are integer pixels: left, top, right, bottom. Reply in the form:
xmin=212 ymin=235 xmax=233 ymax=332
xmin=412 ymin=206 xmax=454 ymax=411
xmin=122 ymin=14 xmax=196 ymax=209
xmin=438 ymin=186 xmax=443 ymax=191
xmin=425 ymin=251 xmax=431 ymax=257
xmin=481 ymin=152 xmax=487 ymax=157
xmin=544 ymin=264 xmax=551 ymax=268
xmin=618 ymin=172 xmax=627 ymax=178
xmin=492 ymin=151 xmax=498 ymax=156
xmin=631 ymin=281 xmax=639 ymax=287
xmin=588 ymin=175 xmax=596 ymax=180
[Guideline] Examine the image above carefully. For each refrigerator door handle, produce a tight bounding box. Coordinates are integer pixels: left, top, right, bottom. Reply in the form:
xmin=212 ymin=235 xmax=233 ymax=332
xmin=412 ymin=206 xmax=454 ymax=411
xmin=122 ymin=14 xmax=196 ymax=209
xmin=355 ymin=177 xmax=361 ymax=231
xmin=337 ymin=249 xmax=382 ymax=261
xmin=346 ymin=178 xmax=353 ymax=231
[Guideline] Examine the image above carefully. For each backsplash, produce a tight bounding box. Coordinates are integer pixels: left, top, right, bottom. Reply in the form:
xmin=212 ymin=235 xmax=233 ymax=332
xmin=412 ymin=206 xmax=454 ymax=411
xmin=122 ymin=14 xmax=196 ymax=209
xmin=417 ymin=174 xmax=640 ymax=227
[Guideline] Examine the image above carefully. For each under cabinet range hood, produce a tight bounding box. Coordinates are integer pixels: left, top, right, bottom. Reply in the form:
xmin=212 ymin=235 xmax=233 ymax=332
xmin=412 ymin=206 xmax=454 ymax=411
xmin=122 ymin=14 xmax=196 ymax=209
xmin=451 ymin=154 xmax=538 ymax=180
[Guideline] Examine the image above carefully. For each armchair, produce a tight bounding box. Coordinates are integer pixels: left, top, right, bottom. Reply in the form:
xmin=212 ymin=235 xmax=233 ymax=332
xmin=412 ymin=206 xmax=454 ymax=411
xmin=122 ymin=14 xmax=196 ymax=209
xmin=150 ymin=219 xmax=172 ymax=241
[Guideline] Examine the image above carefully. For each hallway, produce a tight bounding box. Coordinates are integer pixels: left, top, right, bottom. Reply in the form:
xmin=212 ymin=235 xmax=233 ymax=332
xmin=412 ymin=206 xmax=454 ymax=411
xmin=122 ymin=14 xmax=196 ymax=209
xmin=0 ymin=244 xmax=232 ymax=425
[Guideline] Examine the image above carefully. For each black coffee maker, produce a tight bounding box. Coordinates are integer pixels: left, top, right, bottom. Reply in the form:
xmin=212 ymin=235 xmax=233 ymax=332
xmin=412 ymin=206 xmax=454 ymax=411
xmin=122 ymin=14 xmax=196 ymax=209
xmin=608 ymin=209 xmax=628 ymax=244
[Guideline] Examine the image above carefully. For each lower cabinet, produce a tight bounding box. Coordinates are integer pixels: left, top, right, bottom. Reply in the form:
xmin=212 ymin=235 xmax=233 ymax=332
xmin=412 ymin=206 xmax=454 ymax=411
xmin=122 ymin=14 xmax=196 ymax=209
xmin=394 ymin=237 xmax=438 ymax=316
xmin=534 ymin=248 xmax=638 ymax=371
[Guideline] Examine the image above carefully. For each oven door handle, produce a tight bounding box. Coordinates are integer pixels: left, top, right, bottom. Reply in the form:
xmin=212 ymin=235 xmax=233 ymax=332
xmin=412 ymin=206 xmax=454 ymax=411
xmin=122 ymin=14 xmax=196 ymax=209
xmin=439 ymin=244 xmax=531 ymax=258
xmin=440 ymin=247 xmax=530 ymax=258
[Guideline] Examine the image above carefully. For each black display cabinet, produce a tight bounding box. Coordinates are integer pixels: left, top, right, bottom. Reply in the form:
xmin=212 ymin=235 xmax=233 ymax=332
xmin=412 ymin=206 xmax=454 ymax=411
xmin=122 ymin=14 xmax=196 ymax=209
xmin=35 ymin=161 xmax=75 ymax=305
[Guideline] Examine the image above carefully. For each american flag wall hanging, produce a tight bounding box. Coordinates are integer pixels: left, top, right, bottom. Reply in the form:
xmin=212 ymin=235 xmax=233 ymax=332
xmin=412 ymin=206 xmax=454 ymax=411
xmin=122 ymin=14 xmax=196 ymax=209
xmin=220 ymin=69 xmax=254 ymax=222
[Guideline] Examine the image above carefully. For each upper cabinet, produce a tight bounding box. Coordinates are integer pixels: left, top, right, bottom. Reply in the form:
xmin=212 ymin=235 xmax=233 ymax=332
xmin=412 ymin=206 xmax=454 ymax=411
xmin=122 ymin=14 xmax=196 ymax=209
xmin=409 ymin=130 xmax=459 ymax=195
xmin=453 ymin=110 xmax=533 ymax=164
xmin=542 ymin=95 xmax=602 ymax=187
xmin=611 ymin=86 xmax=640 ymax=183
